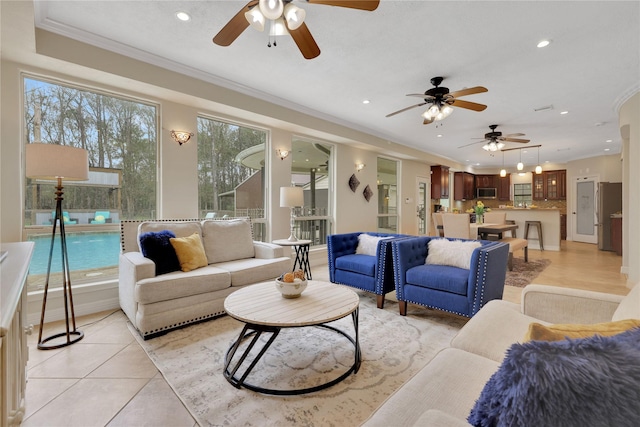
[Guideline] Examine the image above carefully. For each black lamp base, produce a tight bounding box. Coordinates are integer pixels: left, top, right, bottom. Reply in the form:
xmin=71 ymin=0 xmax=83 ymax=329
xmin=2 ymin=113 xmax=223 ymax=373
xmin=38 ymin=331 xmax=84 ymax=350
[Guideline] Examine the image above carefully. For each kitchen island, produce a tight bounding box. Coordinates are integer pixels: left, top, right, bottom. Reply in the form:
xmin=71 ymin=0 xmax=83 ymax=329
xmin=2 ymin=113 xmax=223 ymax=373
xmin=492 ymin=208 xmax=561 ymax=251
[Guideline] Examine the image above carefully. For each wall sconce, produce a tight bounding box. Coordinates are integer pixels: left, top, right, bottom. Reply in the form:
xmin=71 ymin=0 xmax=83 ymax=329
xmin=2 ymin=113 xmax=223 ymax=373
xmin=171 ymin=130 xmax=193 ymax=145
xmin=276 ymin=149 xmax=290 ymax=160
xmin=355 ymin=163 xmax=366 ymax=172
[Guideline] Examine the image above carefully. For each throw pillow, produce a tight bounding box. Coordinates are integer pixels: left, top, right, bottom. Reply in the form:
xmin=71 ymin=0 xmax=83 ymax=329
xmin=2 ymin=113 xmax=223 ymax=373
xmin=355 ymin=233 xmax=391 ymax=256
xmin=468 ymin=327 xmax=640 ymax=427
xmin=524 ymin=319 xmax=640 ymax=342
xmin=170 ymin=232 xmax=209 ymax=272
xmin=201 ymin=218 xmax=254 ymax=264
xmin=139 ymin=230 xmax=181 ymax=275
xmin=426 ymin=238 xmax=481 ymax=269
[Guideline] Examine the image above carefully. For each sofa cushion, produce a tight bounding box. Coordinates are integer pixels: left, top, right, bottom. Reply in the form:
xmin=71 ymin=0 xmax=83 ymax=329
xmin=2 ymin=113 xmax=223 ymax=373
xmin=170 ymin=233 xmax=209 ymax=272
xmin=356 ymin=233 xmax=390 ymax=256
xmin=135 ymin=265 xmax=231 ymax=304
xmin=612 ymin=282 xmax=640 ymax=321
xmin=451 ymin=299 xmax=546 ymax=362
xmin=406 ymin=264 xmax=469 ymax=296
xmin=202 ymin=218 xmax=255 ymax=264
xmin=335 ymin=254 xmax=376 ymax=277
xmin=468 ymin=327 xmax=640 ymax=427
xmin=426 ymin=238 xmax=481 ymax=269
xmin=138 ymin=230 xmax=181 ymax=275
xmin=215 ymin=257 xmax=292 ymax=287
xmin=524 ymin=318 xmax=640 ymax=342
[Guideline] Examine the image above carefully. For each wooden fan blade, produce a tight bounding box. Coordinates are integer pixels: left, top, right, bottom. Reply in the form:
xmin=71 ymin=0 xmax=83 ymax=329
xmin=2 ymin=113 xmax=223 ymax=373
xmin=503 ymin=133 xmax=525 ymax=137
xmin=451 ymin=99 xmax=487 ymax=112
xmin=289 ymin=22 xmax=321 ymax=59
xmin=386 ymin=102 xmax=427 ymax=117
xmin=307 ymin=0 xmax=380 ymax=11
xmin=423 ymin=117 xmax=434 ymax=125
xmin=458 ymin=140 xmax=486 ymax=149
xmin=501 ymin=137 xmax=530 ymax=143
xmin=213 ymin=1 xmax=258 ymax=46
xmin=407 ymin=93 xmax=436 ymax=100
xmin=448 ymin=86 xmax=488 ymax=98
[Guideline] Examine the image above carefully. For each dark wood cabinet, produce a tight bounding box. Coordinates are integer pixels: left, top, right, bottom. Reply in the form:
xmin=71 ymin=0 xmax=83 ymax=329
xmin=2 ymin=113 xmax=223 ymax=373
xmin=560 ymin=214 xmax=567 ymax=240
xmin=497 ymin=175 xmax=510 ymax=201
xmin=431 ymin=165 xmax=449 ymax=199
xmin=475 ymin=174 xmax=497 ymax=189
xmin=454 ymin=172 xmax=475 ymax=200
xmin=533 ymin=170 xmax=566 ymax=200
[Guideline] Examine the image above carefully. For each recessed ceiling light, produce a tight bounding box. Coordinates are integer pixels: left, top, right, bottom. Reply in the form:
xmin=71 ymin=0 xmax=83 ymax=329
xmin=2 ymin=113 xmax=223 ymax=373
xmin=560 ymin=111 xmax=569 ymax=115
xmin=362 ymin=99 xmax=370 ymax=104
xmin=604 ymin=148 xmax=611 ymax=152
xmin=437 ymin=134 xmax=443 ymax=138
xmin=176 ymin=11 xmax=191 ymax=21
xmin=606 ymin=139 xmax=612 ymax=143
xmin=537 ymin=40 xmax=551 ymax=48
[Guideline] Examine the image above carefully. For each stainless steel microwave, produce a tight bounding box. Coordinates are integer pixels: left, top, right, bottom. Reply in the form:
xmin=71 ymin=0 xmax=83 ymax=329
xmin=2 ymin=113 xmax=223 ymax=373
xmin=477 ymin=188 xmax=497 ymax=199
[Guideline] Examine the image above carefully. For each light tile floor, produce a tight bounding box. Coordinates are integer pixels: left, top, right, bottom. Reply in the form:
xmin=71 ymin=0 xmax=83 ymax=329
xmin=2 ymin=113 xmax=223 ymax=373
xmin=23 ymin=241 xmax=630 ymax=426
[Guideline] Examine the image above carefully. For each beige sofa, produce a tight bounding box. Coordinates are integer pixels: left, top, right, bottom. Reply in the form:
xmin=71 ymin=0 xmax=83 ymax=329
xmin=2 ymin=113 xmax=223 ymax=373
xmin=119 ymin=218 xmax=291 ymax=339
xmin=363 ymin=282 xmax=640 ymax=426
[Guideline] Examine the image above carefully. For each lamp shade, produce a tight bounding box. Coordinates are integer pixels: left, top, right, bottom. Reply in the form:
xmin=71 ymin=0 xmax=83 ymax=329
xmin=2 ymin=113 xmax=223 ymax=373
xmin=26 ymin=143 xmax=89 ymax=181
xmin=280 ymin=186 xmax=303 ymax=208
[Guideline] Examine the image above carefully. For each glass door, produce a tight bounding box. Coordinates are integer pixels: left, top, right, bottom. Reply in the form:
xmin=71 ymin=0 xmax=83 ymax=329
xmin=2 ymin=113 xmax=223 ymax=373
xmin=573 ymin=176 xmax=597 ymax=244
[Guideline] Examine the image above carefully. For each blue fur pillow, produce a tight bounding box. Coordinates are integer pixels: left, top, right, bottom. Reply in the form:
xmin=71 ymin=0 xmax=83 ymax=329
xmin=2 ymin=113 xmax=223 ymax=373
xmin=139 ymin=230 xmax=181 ymax=275
xmin=468 ymin=327 xmax=640 ymax=427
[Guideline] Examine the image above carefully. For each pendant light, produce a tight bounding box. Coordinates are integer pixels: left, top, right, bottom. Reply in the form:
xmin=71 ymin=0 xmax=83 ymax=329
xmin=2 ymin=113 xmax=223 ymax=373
xmin=500 ymin=151 xmax=507 ymax=177
xmin=517 ymin=148 xmax=524 ymax=171
xmin=535 ymin=146 xmax=543 ymax=174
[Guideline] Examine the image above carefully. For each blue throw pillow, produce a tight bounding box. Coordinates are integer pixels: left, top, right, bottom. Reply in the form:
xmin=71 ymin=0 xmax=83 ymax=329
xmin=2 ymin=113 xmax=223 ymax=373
xmin=468 ymin=327 xmax=640 ymax=427
xmin=139 ymin=230 xmax=181 ymax=275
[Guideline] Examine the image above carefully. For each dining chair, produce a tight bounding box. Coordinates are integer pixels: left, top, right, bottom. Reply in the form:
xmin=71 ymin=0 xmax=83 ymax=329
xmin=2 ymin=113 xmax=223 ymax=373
xmin=432 ymin=213 xmax=444 ymax=237
xmin=482 ymin=212 xmax=510 ymax=238
xmin=442 ymin=213 xmax=473 ymax=239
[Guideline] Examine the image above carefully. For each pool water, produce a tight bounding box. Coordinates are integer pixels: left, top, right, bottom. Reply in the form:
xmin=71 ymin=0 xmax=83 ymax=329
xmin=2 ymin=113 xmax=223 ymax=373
xmin=28 ymin=232 xmax=120 ymax=275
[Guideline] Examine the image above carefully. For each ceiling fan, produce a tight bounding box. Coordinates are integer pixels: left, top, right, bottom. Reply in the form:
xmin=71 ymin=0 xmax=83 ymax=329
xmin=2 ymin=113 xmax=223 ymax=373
xmin=458 ymin=124 xmax=530 ymax=151
xmin=212 ymin=0 xmax=380 ymax=60
xmin=386 ymin=76 xmax=488 ymax=125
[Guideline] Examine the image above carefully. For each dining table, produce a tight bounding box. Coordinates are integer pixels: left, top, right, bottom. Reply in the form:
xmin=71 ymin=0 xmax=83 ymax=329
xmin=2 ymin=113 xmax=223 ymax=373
xmin=472 ymin=223 xmax=519 ymax=240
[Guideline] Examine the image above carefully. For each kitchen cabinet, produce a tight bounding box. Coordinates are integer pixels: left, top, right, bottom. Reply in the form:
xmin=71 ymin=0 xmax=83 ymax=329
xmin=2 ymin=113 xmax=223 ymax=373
xmin=454 ymin=172 xmax=475 ymax=200
xmin=561 ymin=214 xmax=567 ymax=240
xmin=475 ymin=174 xmax=497 ymax=189
xmin=431 ymin=165 xmax=449 ymax=199
xmin=533 ymin=170 xmax=566 ymax=200
xmin=497 ymin=175 xmax=510 ymax=201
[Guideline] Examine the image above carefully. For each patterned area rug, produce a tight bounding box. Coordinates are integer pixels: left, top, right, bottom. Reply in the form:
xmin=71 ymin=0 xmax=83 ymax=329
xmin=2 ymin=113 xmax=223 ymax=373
xmin=131 ymin=291 xmax=467 ymax=426
xmin=505 ymin=258 xmax=552 ymax=288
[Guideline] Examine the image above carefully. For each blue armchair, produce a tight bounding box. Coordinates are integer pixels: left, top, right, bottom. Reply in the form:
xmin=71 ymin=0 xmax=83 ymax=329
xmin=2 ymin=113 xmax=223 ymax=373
xmin=328 ymin=232 xmax=408 ymax=309
xmin=391 ymin=237 xmax=509 ymax=317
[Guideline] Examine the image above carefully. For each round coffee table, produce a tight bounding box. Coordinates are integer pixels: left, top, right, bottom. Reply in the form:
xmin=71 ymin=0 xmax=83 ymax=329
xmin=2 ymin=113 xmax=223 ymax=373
xmin=223 ymin=280 xmax=360 ymax=395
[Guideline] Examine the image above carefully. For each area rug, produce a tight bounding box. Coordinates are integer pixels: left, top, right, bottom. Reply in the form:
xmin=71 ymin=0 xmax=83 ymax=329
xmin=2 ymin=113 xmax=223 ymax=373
xmin=505 ymin=258 xmax=552 ymax=288
xmin=130 ymin=292 xmax=467 ymax=426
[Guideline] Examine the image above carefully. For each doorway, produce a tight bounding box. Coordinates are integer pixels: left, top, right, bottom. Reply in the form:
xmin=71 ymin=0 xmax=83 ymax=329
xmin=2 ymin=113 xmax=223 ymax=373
xmin=573 ymin=176 xmax=598 ymax=244
xmin=416 ymin=176 xmax=430 ymax=235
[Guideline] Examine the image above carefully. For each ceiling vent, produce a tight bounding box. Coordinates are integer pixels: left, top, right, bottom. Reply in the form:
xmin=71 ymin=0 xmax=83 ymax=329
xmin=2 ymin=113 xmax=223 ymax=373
xmin=534 ymin=105 xmax=554 ymax=112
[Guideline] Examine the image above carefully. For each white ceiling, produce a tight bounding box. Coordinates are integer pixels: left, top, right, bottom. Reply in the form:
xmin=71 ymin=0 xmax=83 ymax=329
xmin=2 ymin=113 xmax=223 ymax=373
xmin=32 ymin=0 xmax=640 ymax=169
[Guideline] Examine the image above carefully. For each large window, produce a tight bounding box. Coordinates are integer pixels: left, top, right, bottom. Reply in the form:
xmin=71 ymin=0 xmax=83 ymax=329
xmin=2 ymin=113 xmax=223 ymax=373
xmin=377 ymin=157 xmax=398 ymax=232
xmin=197 ymin=116 xmax=267 ymax=240
xmin=23 ymin=76 xmax=158 ymax=290
xmin=290 ymin=138 xmax=332 ymax=246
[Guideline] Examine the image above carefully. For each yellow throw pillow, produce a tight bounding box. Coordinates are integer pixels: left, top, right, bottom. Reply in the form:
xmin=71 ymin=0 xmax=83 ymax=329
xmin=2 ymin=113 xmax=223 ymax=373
xmin=524 ymin=319 xmax=640 ymax=342
xmin=170 ymin=233 xmax=208 ymax=272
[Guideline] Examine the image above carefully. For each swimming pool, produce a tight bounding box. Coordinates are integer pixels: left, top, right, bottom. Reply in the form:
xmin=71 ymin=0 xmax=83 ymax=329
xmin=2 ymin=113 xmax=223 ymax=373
xmin=28 ymin=232 xmax=120 ymax=275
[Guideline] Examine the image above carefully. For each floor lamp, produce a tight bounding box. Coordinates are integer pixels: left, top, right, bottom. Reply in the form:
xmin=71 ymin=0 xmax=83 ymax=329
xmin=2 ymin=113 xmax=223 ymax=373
xmin=26 ymin=143 xmax=89 ymax=350
xmin=280 ymin=186 xmax=304 ymax=242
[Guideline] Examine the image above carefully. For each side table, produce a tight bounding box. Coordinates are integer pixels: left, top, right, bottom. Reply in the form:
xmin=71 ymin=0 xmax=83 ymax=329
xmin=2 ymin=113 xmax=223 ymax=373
xmin=272 ymin=239 xmax=312 ymax=279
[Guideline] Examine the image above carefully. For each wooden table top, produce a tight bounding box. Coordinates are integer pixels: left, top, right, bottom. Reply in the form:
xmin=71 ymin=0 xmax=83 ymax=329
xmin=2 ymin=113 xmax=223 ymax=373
xmin=224 ymin=280 xmax=359 ymax=327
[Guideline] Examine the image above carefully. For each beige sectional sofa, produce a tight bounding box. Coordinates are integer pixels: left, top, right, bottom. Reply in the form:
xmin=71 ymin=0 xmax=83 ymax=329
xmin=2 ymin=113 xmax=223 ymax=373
xmin=363 ymin=282 xmax=640 ymax=426
xmin=119 ymin=218 xmax=291 ymax=339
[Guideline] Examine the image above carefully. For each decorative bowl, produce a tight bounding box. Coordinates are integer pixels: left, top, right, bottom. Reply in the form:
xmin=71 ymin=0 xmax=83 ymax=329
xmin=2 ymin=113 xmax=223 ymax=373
xmin=275 ymin=278 xmax=307 ymax=299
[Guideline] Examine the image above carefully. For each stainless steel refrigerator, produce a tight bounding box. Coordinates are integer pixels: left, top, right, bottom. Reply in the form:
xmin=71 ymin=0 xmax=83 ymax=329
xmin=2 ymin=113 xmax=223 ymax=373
xmin=596 ymin=182 xmax=622 ymax=251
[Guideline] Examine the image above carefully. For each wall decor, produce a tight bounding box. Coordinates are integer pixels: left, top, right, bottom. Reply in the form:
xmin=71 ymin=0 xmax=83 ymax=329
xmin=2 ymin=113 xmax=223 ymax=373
xmin=349 ymin=173 xmax=360 ymax=193
xmin=363 ymin=185 xmax=373 ymax=202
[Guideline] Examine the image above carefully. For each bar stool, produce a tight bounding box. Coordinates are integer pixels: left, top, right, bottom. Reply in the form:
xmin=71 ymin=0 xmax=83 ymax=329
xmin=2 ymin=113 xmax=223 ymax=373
xmin=524 ymin=220 xmax=544 ymax=250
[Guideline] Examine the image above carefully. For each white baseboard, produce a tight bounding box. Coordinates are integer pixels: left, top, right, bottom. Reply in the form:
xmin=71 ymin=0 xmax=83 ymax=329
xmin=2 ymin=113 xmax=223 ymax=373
xmin=27 ymin=280 xmax=120 ymax=326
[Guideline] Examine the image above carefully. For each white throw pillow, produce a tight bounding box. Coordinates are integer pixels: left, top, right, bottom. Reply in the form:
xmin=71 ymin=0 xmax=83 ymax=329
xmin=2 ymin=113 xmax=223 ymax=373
xmin=356 ymin=234 xmax=391 ymax=256
xmin=426 ymin=239 xmax=482 ymax=269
